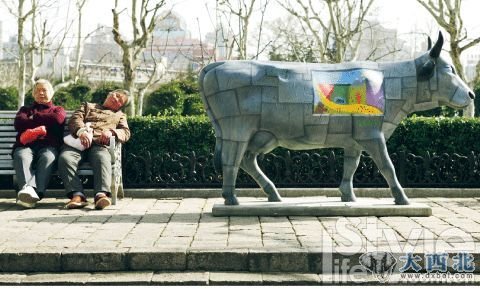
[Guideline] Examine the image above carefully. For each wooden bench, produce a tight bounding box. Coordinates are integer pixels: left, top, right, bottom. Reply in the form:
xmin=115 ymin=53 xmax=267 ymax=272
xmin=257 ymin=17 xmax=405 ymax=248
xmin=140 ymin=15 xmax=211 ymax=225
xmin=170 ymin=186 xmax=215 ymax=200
xmin=0 ymin=110 xmax=124 ymax=205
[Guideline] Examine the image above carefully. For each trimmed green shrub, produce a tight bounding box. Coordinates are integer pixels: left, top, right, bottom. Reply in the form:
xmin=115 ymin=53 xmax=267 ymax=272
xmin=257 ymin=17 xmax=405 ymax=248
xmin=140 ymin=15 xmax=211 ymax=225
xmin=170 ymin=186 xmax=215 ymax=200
xmin=68 ymin=83 xmax=92 ymax=103
xmin=388 ymin=116 xmax=480 ymax=155
xmin=0 ymin=86 xmax=18 ymax=110
xmin=143 ymin=76 xmax=201 ymax=116
xmin=125 ymin=115 xmax=214 ymax=156
xmin=144 ymin=83 xmax=184 ymax=116
xmin=91 ymin=82 xmax=122 ymax=104
xmin=124 ymin=116 xmax=480 ymax=158
xmin=182 ymin=94 xmax=205 ymax=116
xmin=52 ymin=88 xmax=81 ymax=109
xmin=475 ymin=82 xmax=480 ymax=116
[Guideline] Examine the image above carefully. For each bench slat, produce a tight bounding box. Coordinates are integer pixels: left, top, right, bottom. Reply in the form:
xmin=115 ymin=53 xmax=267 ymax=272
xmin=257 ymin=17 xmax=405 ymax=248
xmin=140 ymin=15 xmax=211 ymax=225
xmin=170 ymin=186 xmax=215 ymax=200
xmin=0 ymin=170 xmax=15 ymax=174
xmin=0 ymin=143 xmax=13 ymax=148
xmin=0 ymin=120 xmax=14 ymax=125
xmin=0 ymin=149 xmax=12 ymax=155
xmin=0 ymin=160 xmax=13 ymax=167
xmin=0 ymin=138 xmax=16 ymax=143
xmin=0 ymin=132 xmax=16 ymax=137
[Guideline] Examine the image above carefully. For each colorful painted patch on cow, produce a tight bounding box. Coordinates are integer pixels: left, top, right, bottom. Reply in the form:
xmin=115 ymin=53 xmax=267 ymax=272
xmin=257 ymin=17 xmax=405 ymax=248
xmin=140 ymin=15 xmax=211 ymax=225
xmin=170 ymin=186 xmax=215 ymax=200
xmin=312 ymin=69 xmax=384 ymax=115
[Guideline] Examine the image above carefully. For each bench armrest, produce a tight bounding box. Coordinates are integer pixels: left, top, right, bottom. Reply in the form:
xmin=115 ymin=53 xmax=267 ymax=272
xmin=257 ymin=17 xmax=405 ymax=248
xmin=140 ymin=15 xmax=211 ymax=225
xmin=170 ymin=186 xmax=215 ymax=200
xmin=108 ymin=136 xmax=122 ymax=163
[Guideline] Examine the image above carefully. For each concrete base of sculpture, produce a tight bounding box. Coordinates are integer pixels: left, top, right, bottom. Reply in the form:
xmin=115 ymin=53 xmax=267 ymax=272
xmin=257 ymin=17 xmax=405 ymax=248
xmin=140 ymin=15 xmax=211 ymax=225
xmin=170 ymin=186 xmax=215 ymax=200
xmin=212 ymin=197 xmax=432 ymax=217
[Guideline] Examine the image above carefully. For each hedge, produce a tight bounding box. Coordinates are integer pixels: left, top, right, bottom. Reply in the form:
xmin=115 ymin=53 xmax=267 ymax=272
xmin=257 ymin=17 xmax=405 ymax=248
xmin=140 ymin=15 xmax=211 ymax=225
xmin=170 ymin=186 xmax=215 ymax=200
xmin=125 ymin=115 xmax=215 ymax=157
xmin=125 ymin=115 xmax=480 ymax=157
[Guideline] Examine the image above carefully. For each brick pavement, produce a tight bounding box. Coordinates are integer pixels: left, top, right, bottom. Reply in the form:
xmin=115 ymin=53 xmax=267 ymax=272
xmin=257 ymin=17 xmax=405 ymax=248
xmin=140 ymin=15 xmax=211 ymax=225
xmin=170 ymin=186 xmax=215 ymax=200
xmin=0 ymin=196 xmax=478 ymax=284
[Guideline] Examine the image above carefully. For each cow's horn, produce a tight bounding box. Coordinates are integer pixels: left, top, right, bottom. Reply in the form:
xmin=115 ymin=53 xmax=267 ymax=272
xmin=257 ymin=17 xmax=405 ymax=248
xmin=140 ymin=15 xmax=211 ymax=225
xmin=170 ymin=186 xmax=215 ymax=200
xmin=427 ymin=36 xmax=432 ymax=50
xmin=429 ymin=31 xmax=443 ymax=58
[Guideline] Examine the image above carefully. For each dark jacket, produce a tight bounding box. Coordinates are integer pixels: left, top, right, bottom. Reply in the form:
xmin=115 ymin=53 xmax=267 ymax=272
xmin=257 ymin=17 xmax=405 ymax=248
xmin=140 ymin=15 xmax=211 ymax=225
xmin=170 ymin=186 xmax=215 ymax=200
xmin=14 ymin=101 xmax=66 ymax=150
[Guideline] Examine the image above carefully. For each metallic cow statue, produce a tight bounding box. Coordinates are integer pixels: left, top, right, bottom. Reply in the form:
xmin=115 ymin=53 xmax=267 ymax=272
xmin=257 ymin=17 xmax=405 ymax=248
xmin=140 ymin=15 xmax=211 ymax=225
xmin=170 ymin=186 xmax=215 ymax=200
xmin=199 ymin=32 xmax=475 ymax=206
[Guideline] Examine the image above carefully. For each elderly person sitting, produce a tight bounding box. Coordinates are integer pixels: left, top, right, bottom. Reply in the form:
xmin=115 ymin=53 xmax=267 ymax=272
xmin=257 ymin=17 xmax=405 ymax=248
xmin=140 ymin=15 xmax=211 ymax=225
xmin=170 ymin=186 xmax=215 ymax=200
xmin=58 ymin=89 xmax=130 ymax=210
xmin=13 ymin=79 xmax=66 ymax=208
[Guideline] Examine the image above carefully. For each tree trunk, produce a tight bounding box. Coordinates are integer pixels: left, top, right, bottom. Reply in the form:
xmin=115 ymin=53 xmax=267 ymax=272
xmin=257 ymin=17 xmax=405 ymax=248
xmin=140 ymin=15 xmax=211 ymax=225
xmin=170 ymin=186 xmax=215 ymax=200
xmin=17 ymin=1 xmax=26 ymax=108
xmin=137 ymin=89 xmax=145 ymax=116
xmin=451 ymin=42 xmax=475 ymax=117
xmin=74 ymin=5 xmax=83 ymax=84
xmin=122 ymin=48 xmax=136 ymax=116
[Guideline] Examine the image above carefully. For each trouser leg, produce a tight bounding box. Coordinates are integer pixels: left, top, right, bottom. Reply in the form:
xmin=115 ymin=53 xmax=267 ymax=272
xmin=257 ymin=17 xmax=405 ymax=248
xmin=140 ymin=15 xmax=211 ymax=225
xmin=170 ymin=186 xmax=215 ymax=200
xmin=35 ymin=146 xmax=58 ymax=196
xmin=13 ymin=147 xmax=35 ymax=190
xmin=88 ymin=145 xmax=111 ymax=196
xmin=58 ymin=145 xmax=84 ymax=196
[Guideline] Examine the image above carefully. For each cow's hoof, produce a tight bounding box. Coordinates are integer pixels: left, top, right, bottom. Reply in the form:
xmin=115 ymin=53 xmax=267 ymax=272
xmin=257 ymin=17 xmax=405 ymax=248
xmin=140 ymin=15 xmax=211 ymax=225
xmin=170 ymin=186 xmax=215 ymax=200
xmin=224 ymin=196 xmax=239 ymax=206
xmin=394 ymin=197 xmax=410 ymax=205
xmin=341 ymin=195 xmax=357 ymax=202
xmin=268 ymin=195 xmax=282 ymax=202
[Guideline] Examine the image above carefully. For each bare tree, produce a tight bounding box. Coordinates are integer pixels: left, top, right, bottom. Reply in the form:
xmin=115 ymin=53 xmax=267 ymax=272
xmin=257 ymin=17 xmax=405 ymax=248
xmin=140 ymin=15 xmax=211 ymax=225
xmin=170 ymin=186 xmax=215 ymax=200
xmin=278 ymin=0 xmax=375 ymax=63
xmin=416 ymin=0 xmax=480 ymax=117
xmin=112 ymin=0 xmax=166 ymax=116
xmin=28 ymin=0 xmax=53 ymax=85
xmin=72 ymin=0 xmax=87 ymax=84
xmin=137 ymin=38 xmax=166 ymax=116
xmin=1 ymin=0 xmax=58 ymax=107
xmin=2 ymin=0 xmax=35 ymax=107
xmin=216 ymin=0 xmax=271 ymax=60
xmin=266 ymin=16 xmax=317 ymax=62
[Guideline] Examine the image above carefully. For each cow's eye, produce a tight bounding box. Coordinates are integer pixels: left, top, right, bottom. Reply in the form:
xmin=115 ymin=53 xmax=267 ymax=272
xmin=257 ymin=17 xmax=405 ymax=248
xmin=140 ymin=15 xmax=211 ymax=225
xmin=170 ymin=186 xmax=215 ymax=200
xmin=451 ymin=65 xmax=456 ymax=74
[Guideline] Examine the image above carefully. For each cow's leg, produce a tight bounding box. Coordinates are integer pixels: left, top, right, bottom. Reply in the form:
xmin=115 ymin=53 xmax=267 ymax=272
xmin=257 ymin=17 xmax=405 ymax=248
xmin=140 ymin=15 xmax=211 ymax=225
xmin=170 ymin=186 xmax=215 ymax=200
xmin=358 ymin=138 xmax=410 ymax=205
xmin=240 ymin=151 xmax=282 ymax=202
xmin=339 ymin=148 xmax=362 ymax=202
xmin=221 ymin=139 xmax=248 ymax=205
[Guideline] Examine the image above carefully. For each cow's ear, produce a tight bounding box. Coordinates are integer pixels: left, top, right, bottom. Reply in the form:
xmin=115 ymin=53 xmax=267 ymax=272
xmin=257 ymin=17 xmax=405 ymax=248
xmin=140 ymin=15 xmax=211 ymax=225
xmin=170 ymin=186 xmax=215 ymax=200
xmin=427 ymin=36 xmax=432 ymax=50
xmin=417 ymin=59 xmax=436 ymax=81
xmin=429 ymin=31 xmax=444 ymax=58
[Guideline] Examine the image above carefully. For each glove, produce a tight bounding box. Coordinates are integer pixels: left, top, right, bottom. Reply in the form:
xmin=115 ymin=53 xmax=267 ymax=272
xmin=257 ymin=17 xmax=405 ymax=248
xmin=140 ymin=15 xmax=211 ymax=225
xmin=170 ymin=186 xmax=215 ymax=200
xmin=20 ymin=126 xmax=47 ymax=145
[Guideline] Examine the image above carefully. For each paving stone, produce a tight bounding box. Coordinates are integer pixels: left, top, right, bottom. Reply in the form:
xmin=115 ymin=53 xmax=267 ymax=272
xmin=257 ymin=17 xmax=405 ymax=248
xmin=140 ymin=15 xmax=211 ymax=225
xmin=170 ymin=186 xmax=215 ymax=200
xmin=227 ymin=242 xmax=263 ymax=249
xmin=262 ymin=272 xmax=320 ymax=285
xmin=190 ymin=241 xmax=228 ymax=248
xmin=249 ymin=248 xmax=309 ymax=272
xmin=0 ymin=273 xmax=26 ymax=284
xmin=0 ymin=247 xmax=62 ymax=272
xmin=0 ymin=196 xmax=478 ymax=278
xmin=87 ymin=271 xmax=153 ymax=285
xmin=187 ymin=249 xmax=249 ymax=271
xmin=128 ymin=247 xmax=186 ymax=270
xmin=61 ymin=247 xmax=128 ymax=272
xmin=152 ymin=272 xmax=209 ymax=285
xmin=22 ymin=272 xmax=91 ymax=285
xmin=209 ymin=272 xmax=263 ymax=285
xmin=154 ymin=236 xmax=192 ymax=247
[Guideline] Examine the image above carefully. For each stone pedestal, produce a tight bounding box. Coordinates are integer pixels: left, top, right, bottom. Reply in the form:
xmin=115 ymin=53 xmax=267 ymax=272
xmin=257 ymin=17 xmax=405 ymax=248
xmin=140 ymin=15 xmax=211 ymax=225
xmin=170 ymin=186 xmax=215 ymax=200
xmin=212 ymin=197 xmax=431 ymax=217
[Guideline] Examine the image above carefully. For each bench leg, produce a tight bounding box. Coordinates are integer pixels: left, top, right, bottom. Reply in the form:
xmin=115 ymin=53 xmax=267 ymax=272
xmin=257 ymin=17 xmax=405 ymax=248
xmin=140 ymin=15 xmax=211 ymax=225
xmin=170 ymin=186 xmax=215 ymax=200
xmin=110 ymin=177 xmax=118 ymax=206
xmin=110 ymin=172 xmax=124 ymax=206
xmin=118 ymin=175 xmax=125 ymax=199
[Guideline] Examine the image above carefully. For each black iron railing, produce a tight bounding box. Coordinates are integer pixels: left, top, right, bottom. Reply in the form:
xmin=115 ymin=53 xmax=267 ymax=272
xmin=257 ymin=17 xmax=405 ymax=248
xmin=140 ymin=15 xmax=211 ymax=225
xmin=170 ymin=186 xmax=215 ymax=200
xmin=123 ymin=150 xmax=480 ymax=188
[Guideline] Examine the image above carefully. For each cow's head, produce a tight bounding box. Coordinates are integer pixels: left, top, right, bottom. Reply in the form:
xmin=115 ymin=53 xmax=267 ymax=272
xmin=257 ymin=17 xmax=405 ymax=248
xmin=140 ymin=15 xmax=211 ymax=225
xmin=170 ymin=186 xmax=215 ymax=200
xmin=416 ymin=31 xmax=475 ymax=109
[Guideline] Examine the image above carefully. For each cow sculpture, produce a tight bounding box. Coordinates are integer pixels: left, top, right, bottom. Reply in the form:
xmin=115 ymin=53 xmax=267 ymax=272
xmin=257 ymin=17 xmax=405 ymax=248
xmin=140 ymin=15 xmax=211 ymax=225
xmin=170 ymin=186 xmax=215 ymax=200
xmin=199 ymin=32 xmax=475 ymax=206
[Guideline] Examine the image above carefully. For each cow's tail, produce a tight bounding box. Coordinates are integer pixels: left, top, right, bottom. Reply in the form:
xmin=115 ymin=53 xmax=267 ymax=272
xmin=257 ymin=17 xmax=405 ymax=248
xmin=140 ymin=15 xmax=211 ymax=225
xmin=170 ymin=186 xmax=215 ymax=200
xmin=199 ymin=62 xmax=226 ymax=173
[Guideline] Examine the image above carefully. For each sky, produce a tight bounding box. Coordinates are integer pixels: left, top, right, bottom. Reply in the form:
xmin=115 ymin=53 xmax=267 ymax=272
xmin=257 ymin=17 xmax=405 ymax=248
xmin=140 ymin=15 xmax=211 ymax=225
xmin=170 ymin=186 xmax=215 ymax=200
xmin=0 ymin=0 xmax=479 ymax=53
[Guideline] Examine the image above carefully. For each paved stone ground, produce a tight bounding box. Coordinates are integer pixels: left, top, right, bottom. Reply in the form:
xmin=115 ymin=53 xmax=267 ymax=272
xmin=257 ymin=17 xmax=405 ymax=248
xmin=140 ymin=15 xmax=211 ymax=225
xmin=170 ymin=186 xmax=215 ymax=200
xmin=0 ymin=196 xmax=479 ymax=285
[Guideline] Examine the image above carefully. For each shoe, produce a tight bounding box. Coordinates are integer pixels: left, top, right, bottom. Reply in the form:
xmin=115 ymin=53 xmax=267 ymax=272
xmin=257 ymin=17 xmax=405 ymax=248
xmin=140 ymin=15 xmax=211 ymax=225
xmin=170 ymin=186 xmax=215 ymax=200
xmin=65 ymin=195 xmax=88 ymax=209
xmin=17 ymin=185 xmax=40 ymax=204
xmin=20 ymin=125 xmax=47 ymax=145
xmin=16 ymin=199 xmax=36 ymax=209
xmin=94 ymin=193 xmax=111 ymax=210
